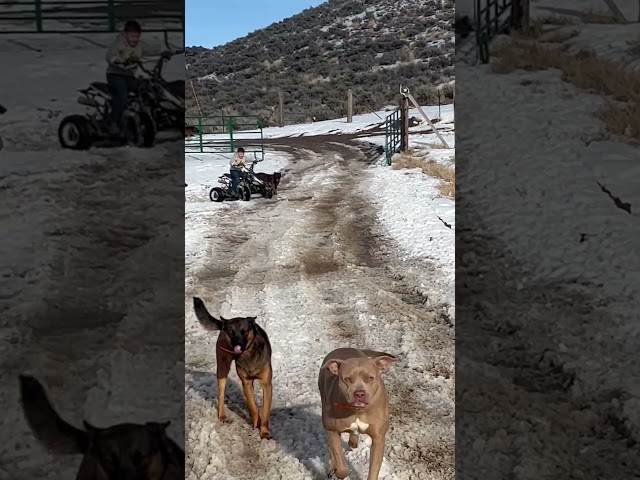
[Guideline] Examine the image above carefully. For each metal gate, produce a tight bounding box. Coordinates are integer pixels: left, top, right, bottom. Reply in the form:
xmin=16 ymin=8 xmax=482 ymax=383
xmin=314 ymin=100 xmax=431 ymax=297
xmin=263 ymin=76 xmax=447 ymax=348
xmin=384 ymin=109 xmax=401 ymax=166
xmin=185 ymin=115 xmax=265 ymax=161
xmin=0 ymin=0 xmax=184 ymax=35
xmin=475 ymin=0 xmax=513 ymax=64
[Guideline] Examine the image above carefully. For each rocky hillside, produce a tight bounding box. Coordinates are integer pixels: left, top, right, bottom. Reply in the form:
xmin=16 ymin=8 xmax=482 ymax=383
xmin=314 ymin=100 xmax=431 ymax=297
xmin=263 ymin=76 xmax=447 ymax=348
xmin=185 ymin=0 xmax=454 ymax=124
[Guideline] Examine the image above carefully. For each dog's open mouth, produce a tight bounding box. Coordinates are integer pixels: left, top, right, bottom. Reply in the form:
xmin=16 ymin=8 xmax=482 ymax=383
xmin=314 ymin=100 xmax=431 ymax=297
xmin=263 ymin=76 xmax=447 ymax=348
xmin=353 ymin=401 xmax=367 ymax=408
xmin=233 ymin=345 xmax=243 ymax=354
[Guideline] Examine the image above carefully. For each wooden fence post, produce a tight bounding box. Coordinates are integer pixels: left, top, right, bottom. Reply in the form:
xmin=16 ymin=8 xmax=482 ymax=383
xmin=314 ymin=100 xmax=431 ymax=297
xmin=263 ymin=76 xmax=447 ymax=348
xmin=400 ymin=96 xmax=409 ymax=152
xmin=347 ymin=88 xmax=353 ymax=123
xmin=522 ymin=0 xmax=530 ymax=31
xmin=512 ymin=0 xmax=530 ymax=32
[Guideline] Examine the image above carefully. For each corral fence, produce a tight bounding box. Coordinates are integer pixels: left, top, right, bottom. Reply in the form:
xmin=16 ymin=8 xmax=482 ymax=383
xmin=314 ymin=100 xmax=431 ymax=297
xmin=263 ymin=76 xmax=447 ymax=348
xmin=185 ymin=115 xmax=265 ymax=161
xmin=384 ymin=109 xmax=402 ymax=166
xmin=475 ymin=0 xmax=513 ymax=64
xmin=0 ymin=0 xmax=184 ymax=36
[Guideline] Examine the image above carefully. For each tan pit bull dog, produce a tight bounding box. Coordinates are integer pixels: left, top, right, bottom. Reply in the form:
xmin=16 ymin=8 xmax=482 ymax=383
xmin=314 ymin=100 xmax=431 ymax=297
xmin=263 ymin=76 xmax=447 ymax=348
xmin=318 ymin=348 xmax=397 ymax=480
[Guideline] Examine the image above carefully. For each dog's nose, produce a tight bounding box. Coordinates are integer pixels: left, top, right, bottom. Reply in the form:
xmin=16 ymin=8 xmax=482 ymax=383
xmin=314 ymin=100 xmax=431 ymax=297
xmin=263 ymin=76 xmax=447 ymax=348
xmin=354 ymin=390 xmax=366 ymax=401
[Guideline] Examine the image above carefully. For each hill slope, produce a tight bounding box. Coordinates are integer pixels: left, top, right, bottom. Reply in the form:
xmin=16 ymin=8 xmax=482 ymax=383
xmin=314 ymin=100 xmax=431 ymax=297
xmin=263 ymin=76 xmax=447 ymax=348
xmin=185 ymin=0 xmax=454 ymax=124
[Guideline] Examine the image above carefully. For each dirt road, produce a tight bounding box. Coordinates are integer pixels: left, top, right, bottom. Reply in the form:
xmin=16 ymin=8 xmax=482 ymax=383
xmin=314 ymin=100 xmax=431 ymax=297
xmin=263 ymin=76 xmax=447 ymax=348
xmin=185 ymin=142 xmax=454 ymax=479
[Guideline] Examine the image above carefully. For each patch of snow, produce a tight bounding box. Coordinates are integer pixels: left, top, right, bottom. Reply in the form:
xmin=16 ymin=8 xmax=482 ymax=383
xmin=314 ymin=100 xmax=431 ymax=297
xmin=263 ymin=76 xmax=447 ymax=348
xmin=362 ymin=162 xmax=454 ymax=304
xmin=199 ymin=72 xmax=220 ymax=82
xmin=457 ymin=5 xmax=640 ymax=442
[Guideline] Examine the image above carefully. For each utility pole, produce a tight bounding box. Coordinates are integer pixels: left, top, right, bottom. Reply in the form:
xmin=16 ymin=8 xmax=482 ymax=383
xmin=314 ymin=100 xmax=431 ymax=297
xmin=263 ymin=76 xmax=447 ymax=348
xmin=186 ymin=65 xmax=203 ymax=117
xmin=189 ymin=78 xmax=203 ymax=117
xmin=347 ymin=88 xmax=353 ymax=123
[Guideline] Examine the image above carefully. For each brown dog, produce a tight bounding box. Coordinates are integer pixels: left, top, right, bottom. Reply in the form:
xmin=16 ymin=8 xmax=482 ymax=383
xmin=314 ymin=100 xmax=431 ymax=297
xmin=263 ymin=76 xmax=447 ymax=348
xmin=18 ymin=375 xmax=184 ymax=480
xmin=318 ymin=348 xmax=397 ymax=480
xmin=255 ymin=171 xmax=282 ymax=194
xmin=193 ymin=296 xmax=273 ymax=439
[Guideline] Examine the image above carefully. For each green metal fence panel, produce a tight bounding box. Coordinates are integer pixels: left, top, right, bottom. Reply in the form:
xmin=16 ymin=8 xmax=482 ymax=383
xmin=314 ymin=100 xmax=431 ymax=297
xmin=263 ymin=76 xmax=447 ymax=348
xmin=0 ymin=0 xmax=184 ymax=34
xmin=185 ymin=115 xmax=265 ymax=161
xmin=384 ymin=109 xmax=401 ymax=166
xmin=475 ymin=0 xmax=513 ymax=64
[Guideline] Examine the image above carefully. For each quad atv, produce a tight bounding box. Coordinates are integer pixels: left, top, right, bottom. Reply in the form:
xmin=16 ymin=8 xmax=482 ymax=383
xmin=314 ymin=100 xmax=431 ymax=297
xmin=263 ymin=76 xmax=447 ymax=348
xmin=208 ymin=160 xmax=274 ymax=203
xmin=209 ymin=171 xmax=252 ymax=202
xmin=58 ymin=33 xmax=184 ymax=150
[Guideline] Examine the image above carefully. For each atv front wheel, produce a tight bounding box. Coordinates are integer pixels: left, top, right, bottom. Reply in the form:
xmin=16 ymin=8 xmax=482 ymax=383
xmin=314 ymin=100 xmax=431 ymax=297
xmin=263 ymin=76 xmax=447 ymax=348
xmin=58 ymin=115 xmax=93 ymax=150
xmin=209 ymin=187 xmax=225 ymax=202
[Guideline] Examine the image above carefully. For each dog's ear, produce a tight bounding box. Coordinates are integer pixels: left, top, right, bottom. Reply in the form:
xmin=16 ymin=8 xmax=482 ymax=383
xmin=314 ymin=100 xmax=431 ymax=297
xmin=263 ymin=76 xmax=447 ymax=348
xmin=82 ymin=420 xmax=96 ymax=431
xmin=193 ymin=297 xmax=223 ymax=331
xmin=82 ymin=420 xmax=100 ymax=439
xmin=373 ymin=355 xmax=397 ymax=372
xmin=321 ymin=359 xmax=343 ymax=375
xmin=248 ymin=316 xmax=257 ymax=324
xmin=146 ymin=421 xmax=170 ymax=436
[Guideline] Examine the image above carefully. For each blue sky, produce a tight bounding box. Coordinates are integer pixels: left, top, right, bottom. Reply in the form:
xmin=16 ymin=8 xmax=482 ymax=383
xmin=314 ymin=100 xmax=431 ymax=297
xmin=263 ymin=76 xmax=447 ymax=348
xmin=186 ymin=0 xmax=328 ymax=48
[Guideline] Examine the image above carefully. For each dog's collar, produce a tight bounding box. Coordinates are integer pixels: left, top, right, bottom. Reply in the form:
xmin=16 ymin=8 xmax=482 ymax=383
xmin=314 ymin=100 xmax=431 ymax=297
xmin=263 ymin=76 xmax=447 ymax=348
xmin=220 ymin=326 xmax=258 ymax=356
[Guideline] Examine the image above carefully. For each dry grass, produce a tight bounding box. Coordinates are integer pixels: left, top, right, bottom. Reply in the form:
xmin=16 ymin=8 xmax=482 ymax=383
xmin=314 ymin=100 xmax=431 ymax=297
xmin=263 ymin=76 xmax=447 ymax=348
xmin=491 ymin=39 xmax=640 ymax=142
xmin=420 ymin=142 xmax=450 ymax=150
xmin=581 ymin=10 xmax=618 ymax=24
xmin=393 ymin=152 xmax=455 ymax=199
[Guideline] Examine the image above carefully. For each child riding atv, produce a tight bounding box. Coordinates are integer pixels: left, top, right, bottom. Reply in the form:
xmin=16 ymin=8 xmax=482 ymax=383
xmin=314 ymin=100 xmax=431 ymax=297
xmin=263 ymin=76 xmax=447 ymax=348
xmin=105 ymin=20 xmax=169 ymax=136
xmin=229 ymin=147 xmax=246 ymax=199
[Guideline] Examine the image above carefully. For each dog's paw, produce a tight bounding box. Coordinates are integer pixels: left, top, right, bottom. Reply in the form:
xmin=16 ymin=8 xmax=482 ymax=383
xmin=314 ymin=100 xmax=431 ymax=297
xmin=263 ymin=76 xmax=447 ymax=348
xmin=252 ymin=416 xmax=261 ymax=429
xmin=260 ymin=429 xmax=271 ymax=440
xmin=328 ymin=467 xmax=350 ymax=479
xmin=218 ymin=415 xmax=228 ymax=423
xmin=348 ymin=433 xmax=359 ymax=449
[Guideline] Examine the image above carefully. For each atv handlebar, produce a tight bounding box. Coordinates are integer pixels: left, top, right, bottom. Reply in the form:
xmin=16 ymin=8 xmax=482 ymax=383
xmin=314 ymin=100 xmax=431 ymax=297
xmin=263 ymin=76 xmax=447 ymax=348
xmin=242 ymin=161 xmax=258 ymax=172
xmin=134 ymin=49 xmax=183 ymax=78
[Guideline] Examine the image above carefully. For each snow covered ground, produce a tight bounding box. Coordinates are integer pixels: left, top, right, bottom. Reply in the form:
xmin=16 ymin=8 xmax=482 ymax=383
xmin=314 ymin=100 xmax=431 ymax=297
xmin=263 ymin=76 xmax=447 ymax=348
xmin=0 ymin=29 xmax=184 ymax=478
xmin=185 ymin=107 xmax=455 ymax=478
xmin=531 ymin=0 xmax=640 ymax=22
xmin=456 ymin=3 xmax=640 ymax=476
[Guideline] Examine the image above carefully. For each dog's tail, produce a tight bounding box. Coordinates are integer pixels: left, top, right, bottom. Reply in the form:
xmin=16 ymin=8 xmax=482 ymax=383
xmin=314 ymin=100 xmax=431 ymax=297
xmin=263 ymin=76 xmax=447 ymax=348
xmin=18 ymin=375 xmax=88 ymax=455
xmin=361 ymin=349 xmax=397 ymax=360
xmin=193 ymin=296 xmax=223 ymax=331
